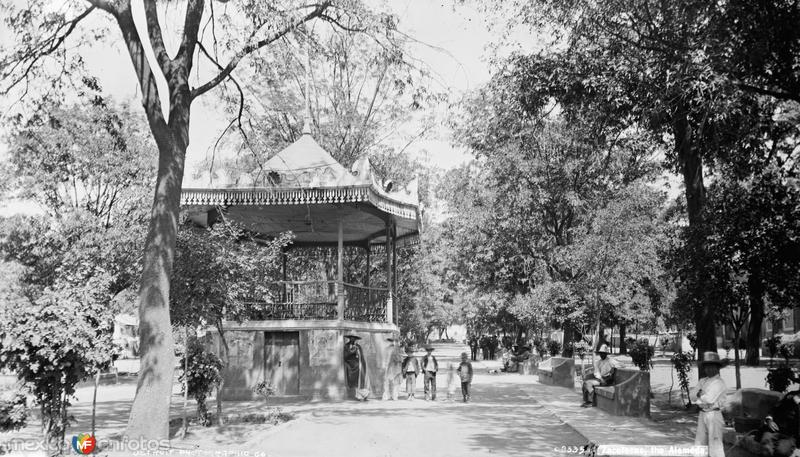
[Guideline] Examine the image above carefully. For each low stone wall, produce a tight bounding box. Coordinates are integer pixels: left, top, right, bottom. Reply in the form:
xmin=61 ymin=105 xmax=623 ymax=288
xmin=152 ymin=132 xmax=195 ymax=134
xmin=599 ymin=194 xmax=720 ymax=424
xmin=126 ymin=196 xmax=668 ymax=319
xmin=537 ymin=357 xmax=575 ymax=388
xmin=593 ymin=368 xmax=650 ymax=418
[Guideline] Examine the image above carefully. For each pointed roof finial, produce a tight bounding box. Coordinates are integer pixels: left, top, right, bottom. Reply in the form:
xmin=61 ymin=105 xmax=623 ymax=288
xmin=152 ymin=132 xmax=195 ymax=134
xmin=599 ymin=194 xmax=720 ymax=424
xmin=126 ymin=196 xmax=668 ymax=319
xmin=302 ymin=34 xmax=312 ymax=136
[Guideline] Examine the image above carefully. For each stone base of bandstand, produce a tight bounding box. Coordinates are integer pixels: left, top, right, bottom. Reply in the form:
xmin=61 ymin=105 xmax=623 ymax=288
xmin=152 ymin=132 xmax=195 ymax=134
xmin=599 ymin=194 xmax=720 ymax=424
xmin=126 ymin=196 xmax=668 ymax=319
xmin=206 ymin=320 xmax=399 ymax=401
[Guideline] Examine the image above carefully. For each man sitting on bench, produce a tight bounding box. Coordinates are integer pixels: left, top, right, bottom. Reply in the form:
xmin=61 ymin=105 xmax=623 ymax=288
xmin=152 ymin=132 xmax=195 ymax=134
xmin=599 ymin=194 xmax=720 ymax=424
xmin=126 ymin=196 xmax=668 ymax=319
xmin=581 ymin=344 xmax=619 ymax=407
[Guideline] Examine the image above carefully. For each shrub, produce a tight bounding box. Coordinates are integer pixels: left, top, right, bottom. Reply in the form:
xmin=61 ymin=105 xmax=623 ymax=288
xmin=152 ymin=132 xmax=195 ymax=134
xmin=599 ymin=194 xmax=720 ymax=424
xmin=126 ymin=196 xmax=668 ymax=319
xmin=779 ymin=342 xmax=795 ymax=362
xmin=532 ymin=338 xmax=546 ymax=358
xmin=571 ymin=340 xmax=591 ymax=360
xmin=660 ymin=335 xmax=672 ymax=352
xmin=546 ymin=339 xmax=562 ymax=357
xmin=765 ymin=336 xmax=782 ymax=360
xmin=628 ymin=338 xmax=654 ymax=371
xmin=0 ymin=292 xmax=116 ymax=453
xmin=671 ymin=352 xmax=693 ymax=406
xmin=0 ymin=390 xmax=27 ymax=432
xmin=179 ymin=341 xmax=223 ymax=426
xmin=253 ymin=381 xmax=276 ymax=403
xmin=766 ymin=365 xmax=796 ymax=393
xmin=687 ymin=332 xmax=698 ymax=360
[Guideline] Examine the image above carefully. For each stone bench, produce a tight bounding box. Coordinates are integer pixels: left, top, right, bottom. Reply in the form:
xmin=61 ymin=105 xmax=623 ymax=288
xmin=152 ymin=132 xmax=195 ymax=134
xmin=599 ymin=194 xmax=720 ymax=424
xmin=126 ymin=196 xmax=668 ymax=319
xmin=593 ymin=368 xmax=650 ymax=418
xmin=520 ymin=355 xmax=541 ymax=375
xmin=537 ymin=357 xmax=575 ymax=388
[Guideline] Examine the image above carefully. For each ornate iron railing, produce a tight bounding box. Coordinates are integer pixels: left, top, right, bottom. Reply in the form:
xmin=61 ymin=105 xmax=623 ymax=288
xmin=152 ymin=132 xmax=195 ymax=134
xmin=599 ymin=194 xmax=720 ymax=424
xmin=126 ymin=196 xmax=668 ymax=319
xmin=343 ymin=283 xmax=388 ymax=323
xmin=234 ymin=281 xmax=388 ymax=322
xmin=243 ymin=301 xmax=338 ymax=320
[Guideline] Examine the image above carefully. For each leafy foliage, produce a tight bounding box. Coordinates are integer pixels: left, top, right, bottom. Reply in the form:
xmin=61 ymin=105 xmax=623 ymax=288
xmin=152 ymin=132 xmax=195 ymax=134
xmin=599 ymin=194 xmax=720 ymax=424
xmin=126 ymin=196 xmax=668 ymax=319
xmin=0 ymin=390 xmax=27 ymax=432
xmin=0 ymin=288 xmax=117 ymax=452
xmin=204 ymin=25 xmax=438 ymax=184
xmin=4 ymin=95 xmax=155 ymax=224
xmin=627 ymin=338 xmax=655 ymax=372
xmin=671 ymin=352 xmax=693 ymax=406
xmin=179 ymin=341 xmax=224 ymax=427
xmin=171 ymin=218 xmax=292 ymax=329
xmin=765 ymin=336 xmax=782 ymax=361
xmin=546 ymin=340 xmax=562 ymax=357
xmin=766 ymin=365 xmax=796 ymax=393
xmin=687 ymin=332 xmax=698 ymax=360
xmin=571 ymin=340 xmax=590 ymax=360
xmin=253 ymin=381 xmax=276 ymax=402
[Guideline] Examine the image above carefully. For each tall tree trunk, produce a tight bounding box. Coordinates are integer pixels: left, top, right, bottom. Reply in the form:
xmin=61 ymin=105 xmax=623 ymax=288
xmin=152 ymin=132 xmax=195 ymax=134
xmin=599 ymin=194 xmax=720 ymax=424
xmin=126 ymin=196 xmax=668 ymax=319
xmin=92 ymin=371 xmax=100 ymax=437
xmin=673 ymin=109 xmax=716 ymax=373
xmin=733 ymin=328 xmax=742 ymax=389
xmin=619 ymin=323 xmax=627 ymax=355
xmin=110 ymin=1 xmax=190 ymax=441
xmin=561 ymin=321 xmax=573 ymax=357
xmin=215 ymin=321 xmax=229 ymax=426
xmin=746 ymin=273 xmax=765 ymax=366
xmin=126 ymin=132 xmax=185 ymax=440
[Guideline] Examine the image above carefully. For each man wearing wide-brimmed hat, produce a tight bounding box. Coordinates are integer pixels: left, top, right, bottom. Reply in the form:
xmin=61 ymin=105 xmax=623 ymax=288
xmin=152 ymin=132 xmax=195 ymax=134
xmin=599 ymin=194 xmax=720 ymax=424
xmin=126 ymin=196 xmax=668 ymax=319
xmin=421 ymin=345 xmax=439 ymax=401
xmin=344 ymin=335 xmax=369 ymax=400
xmin=382 ymin=337 xmax=403 ymax=401
xmin=581 ymin=344 xmax=620 ymax=407
xmin=693 ymin=351 xmax=728 ymax=457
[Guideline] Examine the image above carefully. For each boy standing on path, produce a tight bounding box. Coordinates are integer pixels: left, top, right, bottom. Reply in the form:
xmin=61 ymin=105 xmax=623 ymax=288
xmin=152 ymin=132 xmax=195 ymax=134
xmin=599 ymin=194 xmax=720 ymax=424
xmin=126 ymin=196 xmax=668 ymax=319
xmin=457 ymin=352 xmax=473 ymax=402
xmin=421 ymin=346 xmax=438 ymax=401
xmin=402 ymin=347 xmax=420 ymax=400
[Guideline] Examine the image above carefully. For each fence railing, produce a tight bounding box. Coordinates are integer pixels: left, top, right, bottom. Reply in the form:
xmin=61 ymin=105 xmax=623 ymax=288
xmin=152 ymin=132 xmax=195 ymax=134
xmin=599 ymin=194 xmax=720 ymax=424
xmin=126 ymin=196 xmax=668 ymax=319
xmin=234 ymin=281 xmax=389 ymax=322
xmin=343 ymin=283 xmax=388 ymax=323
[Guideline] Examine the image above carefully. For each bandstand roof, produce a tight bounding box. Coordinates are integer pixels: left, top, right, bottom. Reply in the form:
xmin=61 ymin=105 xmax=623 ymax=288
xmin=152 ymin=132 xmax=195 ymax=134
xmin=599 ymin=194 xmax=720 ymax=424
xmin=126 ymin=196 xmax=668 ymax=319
xmin=181 ymin=132 xmax=421 ymax=246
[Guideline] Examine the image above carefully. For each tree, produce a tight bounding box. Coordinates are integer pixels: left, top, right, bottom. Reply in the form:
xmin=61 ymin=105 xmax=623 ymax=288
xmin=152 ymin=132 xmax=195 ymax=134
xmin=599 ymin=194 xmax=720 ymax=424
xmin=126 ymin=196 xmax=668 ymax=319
xmin=713 ymin=0 xmax=800 ymax=104
xmin=0 ymin=286 xmax=117 ymax=454
xmin=1 ymin=0 xmax=388 ymax=439
xmin=474 ymin=0 xmax=800 ymax=366
xmin=565 ymin=185 xmax=667 ymax=352
xmin=203 ymin=26 xmax=437 ymax=180
xmin=445 ymin=72 xmax=660 ymax=341
xmin=475 ymin=0 xmax=772 ymax=362
xmin=170 ymin=217 xmax=291 ymax=421
xmin=5 ymin=95 xmax=155 ymax=225
xmin=706 ymin=170 xmax=800 ymax=366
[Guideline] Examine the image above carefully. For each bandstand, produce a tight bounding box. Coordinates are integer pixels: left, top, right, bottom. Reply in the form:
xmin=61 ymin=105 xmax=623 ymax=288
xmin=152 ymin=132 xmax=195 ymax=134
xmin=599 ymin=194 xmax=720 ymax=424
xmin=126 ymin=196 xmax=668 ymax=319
xmin=180 ymin=126 xmax=420 ymax=400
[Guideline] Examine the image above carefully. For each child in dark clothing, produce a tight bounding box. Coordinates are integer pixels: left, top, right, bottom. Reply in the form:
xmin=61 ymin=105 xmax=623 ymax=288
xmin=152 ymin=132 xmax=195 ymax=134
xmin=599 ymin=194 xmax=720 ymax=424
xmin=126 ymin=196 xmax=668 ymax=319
xmin=457 ymin=352 xmax=473 ymax=402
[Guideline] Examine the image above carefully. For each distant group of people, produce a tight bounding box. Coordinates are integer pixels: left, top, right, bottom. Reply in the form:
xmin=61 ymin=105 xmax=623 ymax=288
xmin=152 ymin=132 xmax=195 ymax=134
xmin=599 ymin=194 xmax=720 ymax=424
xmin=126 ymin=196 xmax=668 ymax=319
xmin=468 ymin=335 xmax=501 ymax=361
xmin=501 ymin=344 xmax=534 ymax=373
xmin=347 ymin=334 xmax=473 ymax=403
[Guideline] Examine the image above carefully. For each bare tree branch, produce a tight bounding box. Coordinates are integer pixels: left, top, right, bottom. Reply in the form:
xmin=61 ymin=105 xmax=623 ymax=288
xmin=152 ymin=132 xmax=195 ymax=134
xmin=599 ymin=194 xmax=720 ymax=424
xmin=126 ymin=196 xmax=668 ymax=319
xmin=738 ymin=83 xmax=800 ymax=104
xmin=176 ymin=0 xmax=205 ymax=69
xmin=114 ymin=2 xmax=169 ymax=138
xmin=143 ymin=0 xmax=173 ymax=77
xmin=319 ymin=13 xmax=367 ymax=33
xmin=191 ymin=1 xmax=332 ymax=100
xmin=0 ymin=6 xmax=96 ymax=95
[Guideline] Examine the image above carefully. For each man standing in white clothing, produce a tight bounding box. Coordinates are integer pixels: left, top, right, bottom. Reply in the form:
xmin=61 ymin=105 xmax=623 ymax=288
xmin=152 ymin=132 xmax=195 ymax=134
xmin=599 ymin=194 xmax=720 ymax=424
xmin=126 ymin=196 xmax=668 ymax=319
xmin=693 ymin=351 xmax=728 ymax=457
